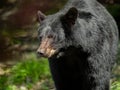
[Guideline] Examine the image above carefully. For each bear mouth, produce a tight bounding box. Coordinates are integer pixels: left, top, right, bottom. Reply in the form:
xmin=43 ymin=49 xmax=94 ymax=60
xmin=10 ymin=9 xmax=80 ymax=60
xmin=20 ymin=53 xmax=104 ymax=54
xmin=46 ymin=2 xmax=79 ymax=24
xmin=37 ymin=46 xmax=66 ymax=59
xmin=37 ymin=47 xmax=58 ymax=58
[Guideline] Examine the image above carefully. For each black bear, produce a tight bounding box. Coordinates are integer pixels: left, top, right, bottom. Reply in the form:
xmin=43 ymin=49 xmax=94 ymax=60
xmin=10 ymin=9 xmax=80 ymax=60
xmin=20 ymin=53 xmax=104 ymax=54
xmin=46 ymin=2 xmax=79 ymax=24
xmin=37 ymin=0 xmax=119 ymax=90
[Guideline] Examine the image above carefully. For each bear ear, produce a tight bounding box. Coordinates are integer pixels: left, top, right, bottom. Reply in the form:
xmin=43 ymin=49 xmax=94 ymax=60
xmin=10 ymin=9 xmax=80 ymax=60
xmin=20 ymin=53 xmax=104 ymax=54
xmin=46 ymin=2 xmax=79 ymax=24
xmin=61 ymin=7 xmax=78 ymax=26
xmin=37 ymin=10 xmax=46 ymax=23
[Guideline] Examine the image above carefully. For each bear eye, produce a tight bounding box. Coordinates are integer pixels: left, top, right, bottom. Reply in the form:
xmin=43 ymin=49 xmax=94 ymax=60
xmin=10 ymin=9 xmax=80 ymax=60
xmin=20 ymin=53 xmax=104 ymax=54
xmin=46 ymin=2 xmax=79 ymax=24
xmin=38 ymin=36 xmax=42 ymax=41
xmin=47 ymin=35 xmax=53 ymax=38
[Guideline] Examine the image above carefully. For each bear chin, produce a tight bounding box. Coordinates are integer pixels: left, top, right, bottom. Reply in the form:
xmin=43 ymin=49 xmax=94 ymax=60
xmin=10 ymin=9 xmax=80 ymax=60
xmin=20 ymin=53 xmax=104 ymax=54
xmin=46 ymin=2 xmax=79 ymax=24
xmin=48 ymin=49 xmax=65 ymax=59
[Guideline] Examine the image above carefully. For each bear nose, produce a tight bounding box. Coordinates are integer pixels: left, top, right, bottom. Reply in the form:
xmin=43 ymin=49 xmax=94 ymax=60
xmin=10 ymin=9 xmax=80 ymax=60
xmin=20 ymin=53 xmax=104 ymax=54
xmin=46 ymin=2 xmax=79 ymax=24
xmin=37 ymin=51 xmax=44 ymax=56
xmin=37 ymin=50 xmax=45 ymax=57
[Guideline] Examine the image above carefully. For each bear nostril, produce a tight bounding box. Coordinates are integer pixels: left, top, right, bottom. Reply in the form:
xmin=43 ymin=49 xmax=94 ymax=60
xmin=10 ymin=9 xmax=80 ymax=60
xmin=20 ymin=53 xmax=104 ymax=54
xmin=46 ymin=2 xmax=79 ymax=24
xmin=37 ymin=51 xmax=44 ymax=57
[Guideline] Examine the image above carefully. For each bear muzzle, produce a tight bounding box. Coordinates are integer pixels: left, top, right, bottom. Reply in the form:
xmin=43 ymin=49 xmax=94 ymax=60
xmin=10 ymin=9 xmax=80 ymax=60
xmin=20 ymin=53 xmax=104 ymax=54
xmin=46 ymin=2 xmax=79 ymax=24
xmin=37 ymin=37 xmax=57 ymax=58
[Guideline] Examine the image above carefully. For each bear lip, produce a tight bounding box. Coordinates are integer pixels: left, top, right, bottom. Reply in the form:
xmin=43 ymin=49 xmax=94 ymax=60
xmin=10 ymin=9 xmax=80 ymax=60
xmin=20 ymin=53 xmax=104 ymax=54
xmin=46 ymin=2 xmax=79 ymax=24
xmin=47 ymin=49 xmax=57 ymax=58
xmin=37 ymin=47 xmax=60 ymax=58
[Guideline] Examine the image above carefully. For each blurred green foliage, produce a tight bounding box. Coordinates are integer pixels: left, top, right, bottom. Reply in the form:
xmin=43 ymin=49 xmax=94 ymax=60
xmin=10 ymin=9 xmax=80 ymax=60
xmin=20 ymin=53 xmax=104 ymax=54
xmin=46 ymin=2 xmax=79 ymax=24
xmin=0 ymin=52 xmax=120 ymax=90
xmin=0 ymin=53 xmax=52 ymax=90
xmin=111 ymin=81 xmax=120 ymax=90
xmin=9 ymin=59 xmax=49 ymax=84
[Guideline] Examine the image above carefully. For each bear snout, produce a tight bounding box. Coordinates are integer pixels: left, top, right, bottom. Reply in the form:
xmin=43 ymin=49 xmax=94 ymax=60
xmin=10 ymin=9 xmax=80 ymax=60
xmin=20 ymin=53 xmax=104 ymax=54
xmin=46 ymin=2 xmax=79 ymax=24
xmin=37 ymin=37 xmax=57 ymax=58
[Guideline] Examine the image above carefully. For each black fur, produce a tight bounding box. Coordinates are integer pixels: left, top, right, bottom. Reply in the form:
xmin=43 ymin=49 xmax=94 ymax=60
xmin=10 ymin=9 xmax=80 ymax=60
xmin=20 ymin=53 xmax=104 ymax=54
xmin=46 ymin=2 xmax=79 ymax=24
xmin=37 ymin=0 xmax=119 ymax=90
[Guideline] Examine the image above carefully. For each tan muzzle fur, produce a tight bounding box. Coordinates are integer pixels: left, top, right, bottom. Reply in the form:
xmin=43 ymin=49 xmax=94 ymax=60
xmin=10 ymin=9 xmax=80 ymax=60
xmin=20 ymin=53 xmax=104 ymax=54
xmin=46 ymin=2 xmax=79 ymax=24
xmin=37 ymin=37 xmax=56 ymax=58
